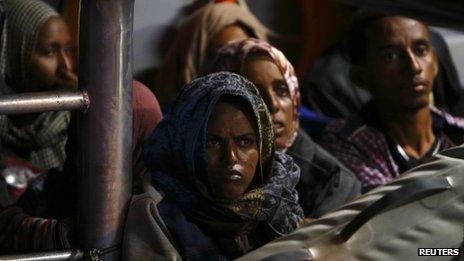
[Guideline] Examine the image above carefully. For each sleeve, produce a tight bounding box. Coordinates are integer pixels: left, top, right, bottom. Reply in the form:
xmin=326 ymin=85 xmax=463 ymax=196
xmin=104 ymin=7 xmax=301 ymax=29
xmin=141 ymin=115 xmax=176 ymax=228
xmin=318 ymin=131 xmax=393 ymax=192
xmin=290 ymin=134 xmax=361 ymax=217
xmin=122 ymin=187 xmax=181 ymax=261
xmin=0 ymin=206 xmax=72 ymax=253
xmin=309 ymin=144 xmax=361 ymax=216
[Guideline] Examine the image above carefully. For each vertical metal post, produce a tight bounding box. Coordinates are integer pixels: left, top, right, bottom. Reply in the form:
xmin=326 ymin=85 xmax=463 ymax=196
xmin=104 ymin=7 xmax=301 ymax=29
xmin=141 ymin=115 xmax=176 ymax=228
xmin=77 ymin=0 xmax=133 ymax=260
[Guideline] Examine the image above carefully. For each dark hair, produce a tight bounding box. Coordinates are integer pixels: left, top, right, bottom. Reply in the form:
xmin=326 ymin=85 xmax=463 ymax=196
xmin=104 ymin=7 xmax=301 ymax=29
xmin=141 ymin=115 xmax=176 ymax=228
xmin=345 ymin=12 xmax=431 ymax=66
xmin=344 ymin=12 xmax=387 ymax=65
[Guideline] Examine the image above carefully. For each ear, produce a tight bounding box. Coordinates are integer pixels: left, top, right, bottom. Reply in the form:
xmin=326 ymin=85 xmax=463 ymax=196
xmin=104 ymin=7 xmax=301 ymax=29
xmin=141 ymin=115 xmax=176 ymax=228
xmin=349 ymin=64 xmax=369 ymax=91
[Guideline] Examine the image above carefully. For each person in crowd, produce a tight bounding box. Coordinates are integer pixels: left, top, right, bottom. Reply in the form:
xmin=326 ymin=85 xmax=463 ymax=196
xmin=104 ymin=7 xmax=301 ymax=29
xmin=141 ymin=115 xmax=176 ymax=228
xmin=0 ymin=0 xmax=77 ymax=172
xmin=205 ymin=38 xmax=360 ymax=217
xmin=318 ymin=13 xmax=464 ymax=192
xmin=0 ymin=0 xmax=162 ymax=178
xmin=124 ymin=72 xmax=303 ymax=260
xmin=300 ymin=29 xmax=464 ymax=119
xmin=0 ymin=0 xmax=162 ymax=253
xmin=154 ymin=1 xmax=270 ymax=106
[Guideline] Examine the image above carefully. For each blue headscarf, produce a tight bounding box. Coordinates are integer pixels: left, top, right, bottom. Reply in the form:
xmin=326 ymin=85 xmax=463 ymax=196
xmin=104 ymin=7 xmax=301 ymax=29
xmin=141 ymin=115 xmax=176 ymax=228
xmin=143 ymin=72 xmax=303 ymax=257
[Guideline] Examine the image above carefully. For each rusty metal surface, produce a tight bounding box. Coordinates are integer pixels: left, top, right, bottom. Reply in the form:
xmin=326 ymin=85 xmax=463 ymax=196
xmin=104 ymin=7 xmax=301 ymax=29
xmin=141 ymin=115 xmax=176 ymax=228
xmin=0 ymin=90 xmax=89 ymax=115
xmin=0 ymin=250 xmax=83 ymax=261
xmin=77 ymin=0 xmax=133 ymax=260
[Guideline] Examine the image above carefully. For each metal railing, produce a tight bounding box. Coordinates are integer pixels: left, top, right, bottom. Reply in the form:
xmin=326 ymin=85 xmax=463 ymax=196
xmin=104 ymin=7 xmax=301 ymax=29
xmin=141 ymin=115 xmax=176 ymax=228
xmin=77 ymin=0 xmax=133 ymax=260
xmin=0 ymin=90 xmax=89 ymax=114
xmin=0 ymin=250 xmax=83 ymax=261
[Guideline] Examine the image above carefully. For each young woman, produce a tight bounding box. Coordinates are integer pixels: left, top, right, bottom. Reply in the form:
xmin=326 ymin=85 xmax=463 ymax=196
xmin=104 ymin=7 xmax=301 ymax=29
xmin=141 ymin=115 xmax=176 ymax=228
xmin=123 ymin=72 xmax=303 ymax=260
xmin=206 ymin=38 xmax=361 ymax=217
xmin=0 ymin=0 xmax=77 ymax=171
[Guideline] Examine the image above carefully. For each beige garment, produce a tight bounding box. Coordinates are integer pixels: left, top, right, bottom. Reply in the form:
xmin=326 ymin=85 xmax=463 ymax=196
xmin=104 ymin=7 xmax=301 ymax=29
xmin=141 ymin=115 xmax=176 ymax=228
xmin=238 ymin=145 xmax=464 ymax=260
xmin=154 ymin=2 xmax=269 ymax=105
xmin=122 ymin=182 xmax=181 ymax=261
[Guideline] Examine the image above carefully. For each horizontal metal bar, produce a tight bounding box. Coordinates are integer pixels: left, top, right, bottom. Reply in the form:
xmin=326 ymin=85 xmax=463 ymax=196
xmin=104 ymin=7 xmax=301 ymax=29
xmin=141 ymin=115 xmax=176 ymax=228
xmin=0 ymin=250 xmax=83 ymax=261
xmin=0 ymin=90 xmax=90 ymax=115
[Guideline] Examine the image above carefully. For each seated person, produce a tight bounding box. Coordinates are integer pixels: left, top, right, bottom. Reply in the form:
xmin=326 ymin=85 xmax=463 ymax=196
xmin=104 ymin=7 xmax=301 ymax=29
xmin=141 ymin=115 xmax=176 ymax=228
xmin=0 ymin=0 xmax=77 ymax=171
xmin=126 ymin=72 xmax=303 ymax=260
xmin=0 ymin=0 xmax=162 ymax=253
xmin=205 ymin=38 xmax=360 ymax=217
xmin=318 ymin=13 xmax=464 ymax=192
xmin=301 ymin=30 xmax=464 ymax=119
xmin=154 ymin=1 xmax=270 ymax=106
xmin=0 ymin=0 xmax=162 ymax=178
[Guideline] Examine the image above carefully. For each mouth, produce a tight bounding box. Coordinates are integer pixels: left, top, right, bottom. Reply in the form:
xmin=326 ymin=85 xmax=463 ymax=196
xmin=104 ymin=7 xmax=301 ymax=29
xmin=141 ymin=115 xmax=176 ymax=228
xmin=412 ymin=80 xmax=429 ymax=92
xmin=224 ymin=169 xmax=243 ymax=182
xmin=273 ymin=121 xmax=285 ymax=136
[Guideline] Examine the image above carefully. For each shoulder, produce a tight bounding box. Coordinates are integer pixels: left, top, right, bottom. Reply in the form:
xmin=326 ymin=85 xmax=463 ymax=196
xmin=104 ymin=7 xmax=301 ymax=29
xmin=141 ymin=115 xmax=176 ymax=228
xmin=431 ymin=106 xmax=464 ymax=130
xmin=132 ymin=80 xmax=162 ymax=116
xmin=122 ymin=185 xmax=183 ymax=261
xmin=319 ymin=113 xmax=385 ymax=153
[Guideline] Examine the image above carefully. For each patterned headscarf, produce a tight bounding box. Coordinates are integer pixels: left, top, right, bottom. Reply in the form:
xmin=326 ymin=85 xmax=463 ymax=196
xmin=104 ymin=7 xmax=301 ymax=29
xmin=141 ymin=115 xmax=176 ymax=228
xmin=0 ymin=0 xmax=69 ymax=171
xmin=155 ymin=2 xmax=270 ymax=105
xmin=143 ymin=72 xmax=303 ymax=257
xmin=207 ymin=38 xmax=301 ymax=150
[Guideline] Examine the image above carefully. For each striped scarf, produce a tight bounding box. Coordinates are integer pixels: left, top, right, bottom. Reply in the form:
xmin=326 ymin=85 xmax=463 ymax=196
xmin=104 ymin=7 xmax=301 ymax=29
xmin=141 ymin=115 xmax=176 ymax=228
xmin=0 ymin=111 xmax=70 ymax=170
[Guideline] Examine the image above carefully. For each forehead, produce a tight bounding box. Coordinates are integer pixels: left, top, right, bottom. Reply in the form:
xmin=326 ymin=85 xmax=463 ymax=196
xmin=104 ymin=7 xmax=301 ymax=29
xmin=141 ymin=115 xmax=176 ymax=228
xmin=367 ymin=16 xmax=430 ymax=47
xmin=207 ymin=100 xmax=256 ymax=133
xmin=244 ymin=54 xmax=284 ymax=80
xmin=38 ymin=17 xmax=70 ymax=42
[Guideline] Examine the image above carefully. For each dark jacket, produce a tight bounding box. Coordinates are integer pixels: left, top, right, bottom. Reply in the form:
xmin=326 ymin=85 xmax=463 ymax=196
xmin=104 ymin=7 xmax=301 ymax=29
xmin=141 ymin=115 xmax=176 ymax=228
xmin=288 ymin=129 xmax=361 ymax=217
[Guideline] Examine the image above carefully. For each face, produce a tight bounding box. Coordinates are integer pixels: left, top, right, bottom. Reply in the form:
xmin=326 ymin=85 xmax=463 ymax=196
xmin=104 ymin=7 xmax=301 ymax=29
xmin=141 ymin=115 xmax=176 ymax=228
xmin=28 ymin=17 xmax=76 ymax=92
xmin=361 ymin=16 xmax=438 ymax=111
xmin=243 ymin=55 xmax=295 ymax=150
xmin=205 ymin=100 xmax=259 ymax=200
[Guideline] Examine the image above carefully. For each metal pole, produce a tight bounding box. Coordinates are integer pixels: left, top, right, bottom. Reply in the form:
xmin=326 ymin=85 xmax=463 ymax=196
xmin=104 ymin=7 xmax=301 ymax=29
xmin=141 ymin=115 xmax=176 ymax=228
xmin=77 ymin=0 xmax=133 ymax=260
xmin=0 ymin=250 xmax=83 ymax=261
xmin=0 ymin=90 xmax=89 ymax=115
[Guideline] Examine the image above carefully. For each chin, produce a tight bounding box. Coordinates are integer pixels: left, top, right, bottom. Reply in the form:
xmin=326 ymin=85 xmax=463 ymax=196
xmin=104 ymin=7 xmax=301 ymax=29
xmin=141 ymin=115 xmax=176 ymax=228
xmin=216 ymin=188 xmax=244 ymax=201
xmin=403 ymin=99 xmax=430 ymax=111
xmin=275 ymin=138 xmax=288 ymax=151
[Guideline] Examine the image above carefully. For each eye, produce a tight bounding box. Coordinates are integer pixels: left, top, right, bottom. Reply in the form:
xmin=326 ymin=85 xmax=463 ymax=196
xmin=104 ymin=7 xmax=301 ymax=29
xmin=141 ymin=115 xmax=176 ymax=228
xmin=64 ymin=44 xmax=73 ymax=54
xmin=41 ymin=46 xmax=56 ymax=57
xmin=383 ymin=49 xmax=399 ymax=62
xmin=415 ymin=45 xmax=429 ymax=57
xmin=236 ymin=136 xmax=255 ymax=148
xmin=275 ymin=83 xmax=290 ymax=97
xmin=206 ymin=137 xmax=221 ymax=148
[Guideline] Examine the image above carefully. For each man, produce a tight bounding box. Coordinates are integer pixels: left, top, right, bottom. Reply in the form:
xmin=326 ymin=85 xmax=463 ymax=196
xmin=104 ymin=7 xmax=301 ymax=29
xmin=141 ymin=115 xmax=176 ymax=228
xmin=319 ymin=13 xmax=464 ymax=192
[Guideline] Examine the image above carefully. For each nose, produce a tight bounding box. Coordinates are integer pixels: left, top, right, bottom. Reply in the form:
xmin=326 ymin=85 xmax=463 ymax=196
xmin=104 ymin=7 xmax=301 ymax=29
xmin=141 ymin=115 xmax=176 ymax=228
xmin=224 ymin=140 xmax=238 ymax=166
xmin=58 ymin=49 xmax=74 ymax=73
xmin=265 ymin=91 xmax=280 ymax=114
xmin=405 ymin=50 xmax=422 ymax=75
